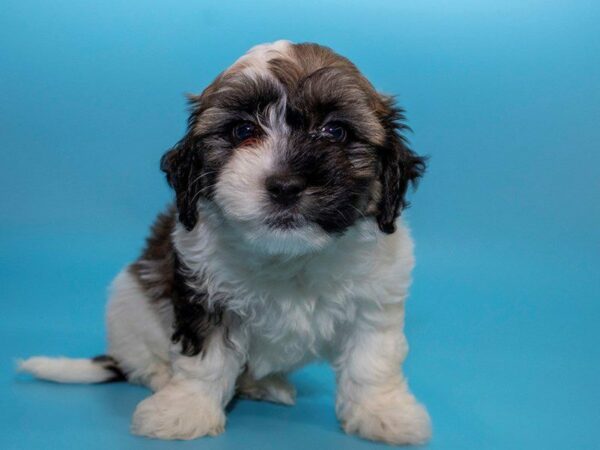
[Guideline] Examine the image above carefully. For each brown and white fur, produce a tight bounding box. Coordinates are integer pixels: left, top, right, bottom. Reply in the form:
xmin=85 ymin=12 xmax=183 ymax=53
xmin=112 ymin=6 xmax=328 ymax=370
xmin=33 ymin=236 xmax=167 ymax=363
xmin=19 ymin=41 xmax=431 ymax=445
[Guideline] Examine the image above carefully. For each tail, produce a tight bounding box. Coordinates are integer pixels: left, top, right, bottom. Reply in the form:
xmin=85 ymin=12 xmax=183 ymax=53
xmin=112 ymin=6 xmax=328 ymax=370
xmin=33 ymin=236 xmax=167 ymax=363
xmin=18 ymin=355 xmax=126 ymax=384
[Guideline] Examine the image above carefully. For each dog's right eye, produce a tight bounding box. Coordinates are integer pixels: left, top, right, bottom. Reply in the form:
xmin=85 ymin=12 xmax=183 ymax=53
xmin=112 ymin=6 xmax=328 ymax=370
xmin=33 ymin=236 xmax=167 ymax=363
xmin=232 ymin=122 xmax=257 ymax=143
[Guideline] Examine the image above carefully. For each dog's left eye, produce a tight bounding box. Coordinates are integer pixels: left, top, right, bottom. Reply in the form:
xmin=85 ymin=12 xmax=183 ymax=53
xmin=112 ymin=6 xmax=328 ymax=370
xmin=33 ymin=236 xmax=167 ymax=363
xmin=232 ymin=121 xmax=257 ymax=142
xmin=320 ymin=123 xmax=347 ymax=142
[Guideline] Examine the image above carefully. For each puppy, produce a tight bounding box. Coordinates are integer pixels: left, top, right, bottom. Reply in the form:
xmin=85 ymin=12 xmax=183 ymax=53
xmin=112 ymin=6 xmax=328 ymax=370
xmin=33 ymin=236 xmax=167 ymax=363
xmin=19 ymin=41 xmax=431 ymax=445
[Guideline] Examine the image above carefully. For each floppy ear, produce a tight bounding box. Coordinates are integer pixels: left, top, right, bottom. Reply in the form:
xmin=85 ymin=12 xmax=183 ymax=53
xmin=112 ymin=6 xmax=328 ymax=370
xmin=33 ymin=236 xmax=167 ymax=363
xmin=160 ymin=133 xmax=203 ymax=231
xmin=376 ymin=97 xmax=427 ymax=234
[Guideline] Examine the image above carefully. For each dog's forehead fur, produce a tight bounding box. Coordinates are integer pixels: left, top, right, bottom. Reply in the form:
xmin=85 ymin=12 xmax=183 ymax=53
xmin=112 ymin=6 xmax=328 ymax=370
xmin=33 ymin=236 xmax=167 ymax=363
xmin=192 ymin=41 xmax=386 ymax=145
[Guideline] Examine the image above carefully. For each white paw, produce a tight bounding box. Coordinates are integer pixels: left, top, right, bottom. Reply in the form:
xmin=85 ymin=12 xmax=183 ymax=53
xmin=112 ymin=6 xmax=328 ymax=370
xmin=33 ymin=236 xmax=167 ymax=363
xmin=131 ymin=381 xmax=225 ymax=440
xmin=338 ymin=390 xmax=431 ymax=445
xmin=237 ymin=373 xmax=296 ymax=406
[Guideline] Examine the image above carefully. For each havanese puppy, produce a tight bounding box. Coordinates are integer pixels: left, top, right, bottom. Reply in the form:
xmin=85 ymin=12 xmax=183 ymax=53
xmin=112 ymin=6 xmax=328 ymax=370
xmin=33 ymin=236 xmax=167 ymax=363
xmin=19 ymin=41 xmax=431 ymax=445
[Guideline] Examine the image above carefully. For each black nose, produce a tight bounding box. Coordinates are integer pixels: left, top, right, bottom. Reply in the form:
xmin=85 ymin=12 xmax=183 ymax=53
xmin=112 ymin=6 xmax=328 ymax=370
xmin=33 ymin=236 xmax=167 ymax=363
xmin=265 ymin=174 xmax=307 ymax=205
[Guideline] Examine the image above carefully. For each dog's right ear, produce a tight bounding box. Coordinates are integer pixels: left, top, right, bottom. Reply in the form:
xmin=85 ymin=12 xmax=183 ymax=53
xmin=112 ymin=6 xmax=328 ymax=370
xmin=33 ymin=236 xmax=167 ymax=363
xmin=160 ymin=133 xmax=203 ymax=231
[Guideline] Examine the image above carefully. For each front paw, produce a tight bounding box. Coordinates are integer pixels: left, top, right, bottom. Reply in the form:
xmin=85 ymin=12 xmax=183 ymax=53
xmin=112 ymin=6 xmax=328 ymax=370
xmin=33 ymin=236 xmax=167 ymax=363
xmin=132 ymin=381 xmax=225 ymax=440
xmin=338 ymin=389 xmax=431 ymax=445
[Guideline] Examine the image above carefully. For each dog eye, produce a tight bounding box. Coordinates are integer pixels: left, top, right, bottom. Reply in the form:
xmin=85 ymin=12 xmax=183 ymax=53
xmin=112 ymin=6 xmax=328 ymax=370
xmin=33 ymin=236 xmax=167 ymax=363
xmin=232 ymin=121 xmax=257 ymax=142
xmin=320 ymin=123 xmax=347 ymax=142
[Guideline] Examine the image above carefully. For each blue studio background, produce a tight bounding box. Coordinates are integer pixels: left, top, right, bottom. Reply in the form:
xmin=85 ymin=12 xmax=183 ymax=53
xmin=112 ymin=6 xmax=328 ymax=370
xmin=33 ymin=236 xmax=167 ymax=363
xmin=1 ymin=1 xmax=599 ymax=449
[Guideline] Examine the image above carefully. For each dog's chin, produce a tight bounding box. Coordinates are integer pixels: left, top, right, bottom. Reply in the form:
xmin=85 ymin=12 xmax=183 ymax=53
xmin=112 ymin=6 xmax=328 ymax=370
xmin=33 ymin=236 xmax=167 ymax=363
xmin=232 ymin=215 xmax=333 ymax=257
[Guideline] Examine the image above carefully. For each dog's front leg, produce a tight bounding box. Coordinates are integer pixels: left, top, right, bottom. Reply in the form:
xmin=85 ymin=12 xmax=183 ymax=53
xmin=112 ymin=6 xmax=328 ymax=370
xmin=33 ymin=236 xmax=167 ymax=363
xmin=334 ymin=305 xmax=431 ymax=445
xmin=131 ymin=328 xmax=246 ymax=440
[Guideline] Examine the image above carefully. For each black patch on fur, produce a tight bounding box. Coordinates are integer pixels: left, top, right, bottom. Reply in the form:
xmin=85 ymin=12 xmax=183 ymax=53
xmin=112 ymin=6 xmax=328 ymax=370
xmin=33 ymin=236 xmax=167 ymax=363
xmin=129 ymin=209 xmax=226 ymax=358
xmin=283 ymin=131 xmax=373 ymax=234
xmin=92 ymin=355 xmax=127 ymax=382
xmin=170 ymin=253 xmax=225 ymax=357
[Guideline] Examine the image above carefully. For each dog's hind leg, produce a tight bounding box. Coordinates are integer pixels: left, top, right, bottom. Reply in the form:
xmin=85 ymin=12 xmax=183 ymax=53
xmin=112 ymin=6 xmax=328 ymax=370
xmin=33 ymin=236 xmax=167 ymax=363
xmin=106 ymin=268 xmax=172 ymax=391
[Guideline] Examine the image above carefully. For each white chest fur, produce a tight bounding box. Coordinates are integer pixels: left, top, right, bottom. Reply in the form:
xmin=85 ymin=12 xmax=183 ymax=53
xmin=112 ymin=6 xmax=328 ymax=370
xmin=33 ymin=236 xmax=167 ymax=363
xmin=174 ymin=216 xmax=415 ymax=379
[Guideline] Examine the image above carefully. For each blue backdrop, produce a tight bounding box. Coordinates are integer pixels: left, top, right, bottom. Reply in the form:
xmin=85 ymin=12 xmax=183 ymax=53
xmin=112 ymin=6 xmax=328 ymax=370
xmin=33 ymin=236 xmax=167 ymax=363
xmin=1 ymin=1 xmax=599 ymax=449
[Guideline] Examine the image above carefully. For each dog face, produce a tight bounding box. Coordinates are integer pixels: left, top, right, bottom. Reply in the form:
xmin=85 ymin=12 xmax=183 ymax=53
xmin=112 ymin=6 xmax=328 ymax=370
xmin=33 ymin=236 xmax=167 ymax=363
xmin=161 ymin=41 xmax=425 ymax=254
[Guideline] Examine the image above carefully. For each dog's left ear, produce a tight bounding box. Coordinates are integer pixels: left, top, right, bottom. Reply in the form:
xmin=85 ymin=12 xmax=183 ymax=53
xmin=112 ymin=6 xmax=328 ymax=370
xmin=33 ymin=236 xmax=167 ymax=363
xmin=376 ymin=96 xmax=427 ymax=234
xmin=160 ymin=132 xmax=203 ymax=231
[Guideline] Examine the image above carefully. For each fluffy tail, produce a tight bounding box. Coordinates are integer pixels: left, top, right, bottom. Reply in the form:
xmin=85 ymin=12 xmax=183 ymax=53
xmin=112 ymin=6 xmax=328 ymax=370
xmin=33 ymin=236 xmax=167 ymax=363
xmin=18 ymin=355 xmax=126 ymax=384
